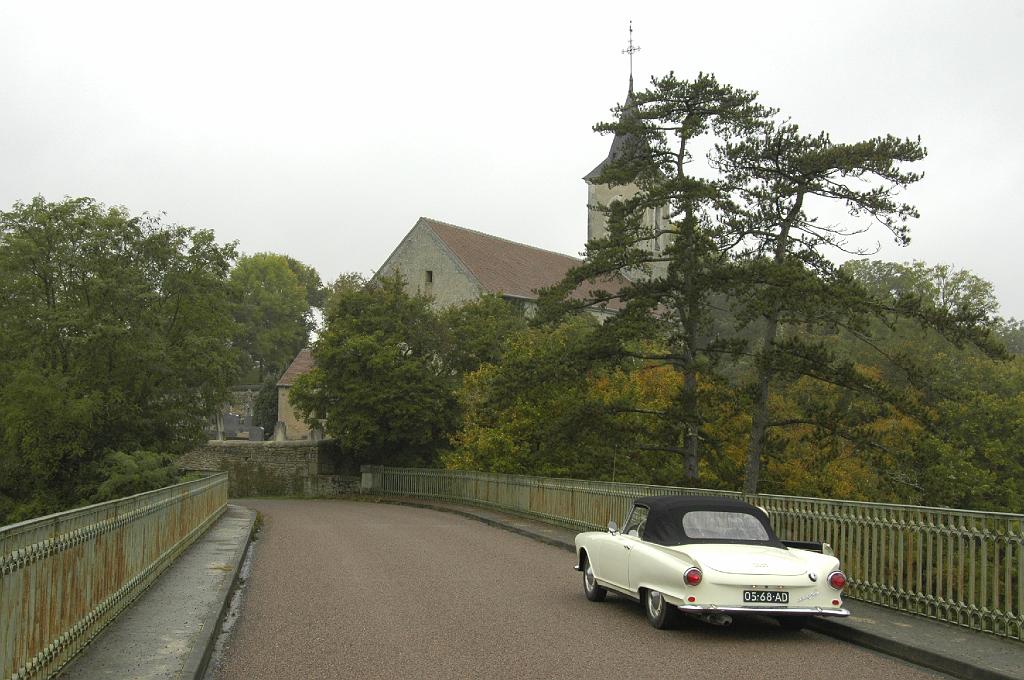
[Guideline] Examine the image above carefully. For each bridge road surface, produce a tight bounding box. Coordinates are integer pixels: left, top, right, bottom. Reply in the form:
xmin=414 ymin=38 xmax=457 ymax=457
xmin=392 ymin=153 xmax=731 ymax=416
xmin=210 ymin=499 xmax=948 ymax=680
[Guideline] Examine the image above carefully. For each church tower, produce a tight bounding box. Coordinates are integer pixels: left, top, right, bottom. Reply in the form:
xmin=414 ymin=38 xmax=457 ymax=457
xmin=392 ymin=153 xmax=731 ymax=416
xmin=584 ymin=25 xmax=669 ymax=279
xmin=584 ymin=76 xmax=647 ymax=243
xmin=584 ymin=84 xmax=670 ymax=278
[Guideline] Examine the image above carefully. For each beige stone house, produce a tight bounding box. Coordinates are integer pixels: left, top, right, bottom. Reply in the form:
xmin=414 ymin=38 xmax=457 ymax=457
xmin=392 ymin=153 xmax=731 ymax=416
xmin=276 ymin=348 xmax=314 ymax=440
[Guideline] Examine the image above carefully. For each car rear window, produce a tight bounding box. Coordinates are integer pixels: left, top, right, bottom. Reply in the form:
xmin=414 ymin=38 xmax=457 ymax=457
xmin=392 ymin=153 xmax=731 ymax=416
xmin=682 ymin=511 xmax=770 ymax=541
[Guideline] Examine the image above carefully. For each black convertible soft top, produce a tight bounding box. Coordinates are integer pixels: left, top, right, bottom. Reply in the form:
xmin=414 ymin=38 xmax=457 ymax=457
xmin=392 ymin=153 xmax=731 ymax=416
xmin=632 ymin=495 xmax=783 ymax=547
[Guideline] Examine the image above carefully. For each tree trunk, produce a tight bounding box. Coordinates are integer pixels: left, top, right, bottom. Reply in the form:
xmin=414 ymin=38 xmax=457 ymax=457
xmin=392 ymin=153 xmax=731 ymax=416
xmin=744 ymin=313 xmax=777 ymax=493
xmin=744 ymin=193 xmax=804 ymax=493
xmin=679 ymin=209 xmax=703 ymax=483
xmin=682 ymin=367 xmax=700 ymax=481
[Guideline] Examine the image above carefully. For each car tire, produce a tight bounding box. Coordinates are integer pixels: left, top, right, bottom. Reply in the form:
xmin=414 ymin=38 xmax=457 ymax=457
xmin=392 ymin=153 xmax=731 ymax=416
xmin=777 ymin=615 xmax=810 ymax=631
xmin=582 ymin=556 xmax=607 ymax=602
xmin=644 ymin=589 xmax=678 ymax=629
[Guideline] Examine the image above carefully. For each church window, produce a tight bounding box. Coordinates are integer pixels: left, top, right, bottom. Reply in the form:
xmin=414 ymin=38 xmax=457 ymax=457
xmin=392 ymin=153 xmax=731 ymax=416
xmin=425 ymin=270 xmax=433 ymax=284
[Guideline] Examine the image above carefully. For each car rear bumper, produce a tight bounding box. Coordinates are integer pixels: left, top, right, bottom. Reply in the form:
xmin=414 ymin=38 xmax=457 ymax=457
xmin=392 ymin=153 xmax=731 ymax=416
xmin=676 ymin=604 xmax=850 ymax=617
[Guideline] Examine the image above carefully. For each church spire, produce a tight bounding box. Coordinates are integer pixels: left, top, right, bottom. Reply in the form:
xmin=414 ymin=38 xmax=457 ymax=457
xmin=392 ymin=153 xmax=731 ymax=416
xmin=622 ymin=20 xmax=640 ymax=94
xmin=583 ymin=24 xmax=645 ymax=184
xmin=585 ymin=22 xmax=668 ymax=277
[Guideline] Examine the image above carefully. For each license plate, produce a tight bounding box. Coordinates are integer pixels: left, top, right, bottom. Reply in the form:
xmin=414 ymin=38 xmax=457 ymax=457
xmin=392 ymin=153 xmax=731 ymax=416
xmin=743 ymin=590 xmax=789 ymax=604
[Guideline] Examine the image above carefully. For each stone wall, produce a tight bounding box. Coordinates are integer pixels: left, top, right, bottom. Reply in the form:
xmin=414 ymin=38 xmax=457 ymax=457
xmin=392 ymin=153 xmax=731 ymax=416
xmin=179 ymin=440 xmax=359 ymax=498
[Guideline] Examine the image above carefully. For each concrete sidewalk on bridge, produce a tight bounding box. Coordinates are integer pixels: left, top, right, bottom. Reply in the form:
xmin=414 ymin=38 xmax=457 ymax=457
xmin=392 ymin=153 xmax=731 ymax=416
xmin=58 ymin=504 xmax=255 ymax=680
xmin=378 ymin=496 xmax=1024 ymax=680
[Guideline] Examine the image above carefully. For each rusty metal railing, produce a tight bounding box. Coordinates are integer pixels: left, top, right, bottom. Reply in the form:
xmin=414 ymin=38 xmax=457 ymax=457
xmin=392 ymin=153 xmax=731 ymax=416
xmin=1 ymin=473 xmax=228 ymax=680
xmin=362 ymin=466 xmax=1024 ymax=641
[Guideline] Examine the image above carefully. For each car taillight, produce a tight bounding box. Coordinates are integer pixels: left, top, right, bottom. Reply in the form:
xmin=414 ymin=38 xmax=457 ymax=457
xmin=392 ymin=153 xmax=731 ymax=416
xmin=828 ymin=571 xmax=847 ymax=590
xmin=684 ymin=567 xmax=702 ymax=586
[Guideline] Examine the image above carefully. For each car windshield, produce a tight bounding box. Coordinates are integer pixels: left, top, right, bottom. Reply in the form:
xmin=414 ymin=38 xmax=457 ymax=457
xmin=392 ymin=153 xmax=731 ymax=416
xmin=681 ymin=511 xmax=769 ymax=541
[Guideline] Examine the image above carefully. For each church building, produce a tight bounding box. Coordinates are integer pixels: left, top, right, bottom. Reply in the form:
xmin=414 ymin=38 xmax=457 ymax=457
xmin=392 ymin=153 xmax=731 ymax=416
xmin=376 ymin=76 xmax=665 ymax=311
xmin=274 ymin=73 xmax=660 ymax=439
xmin=374 ymin=216 xmax=619 ymax=318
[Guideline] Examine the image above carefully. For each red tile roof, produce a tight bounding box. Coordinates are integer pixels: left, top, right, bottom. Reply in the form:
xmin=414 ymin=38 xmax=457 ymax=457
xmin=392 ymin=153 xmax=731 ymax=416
xmin=422 ymin=218 xmax=624 ymax=309
xmin=277 ymin=348 xmax=314 ymax=387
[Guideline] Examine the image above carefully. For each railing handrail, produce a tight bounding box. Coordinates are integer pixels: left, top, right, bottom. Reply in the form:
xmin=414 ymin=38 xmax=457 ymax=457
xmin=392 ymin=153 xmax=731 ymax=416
xmin=0 ymin=472 xmax=228 ymax=544
xmin=0 ymin=473 xmax=224 ymax=532
xmin=368 ymin=466 xmax=1024 ymax=520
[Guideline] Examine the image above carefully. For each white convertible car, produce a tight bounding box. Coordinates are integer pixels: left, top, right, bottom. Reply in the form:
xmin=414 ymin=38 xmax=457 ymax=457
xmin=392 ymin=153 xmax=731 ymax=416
xmin=574 ymin=495 xmax=850 ymax=630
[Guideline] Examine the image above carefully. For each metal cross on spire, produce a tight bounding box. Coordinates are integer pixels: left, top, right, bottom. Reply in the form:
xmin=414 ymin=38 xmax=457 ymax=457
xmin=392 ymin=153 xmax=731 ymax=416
xmin=622 ymin=20 xmax=641 ymax=91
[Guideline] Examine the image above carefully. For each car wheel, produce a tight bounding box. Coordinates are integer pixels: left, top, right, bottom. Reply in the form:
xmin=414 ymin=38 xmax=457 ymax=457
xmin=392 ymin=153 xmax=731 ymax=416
xmin=777 ymin=615 xmax=810 ymax=631
xmin=582 ymin=556 xmax=607 ymax=602
xmin=644 ymin=589 xmax=678 ymax=629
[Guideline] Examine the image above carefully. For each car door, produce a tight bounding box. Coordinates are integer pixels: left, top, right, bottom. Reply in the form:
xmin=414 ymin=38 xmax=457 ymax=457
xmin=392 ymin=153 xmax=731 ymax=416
xmin=597 ymin=505 xmax=647 ymax=592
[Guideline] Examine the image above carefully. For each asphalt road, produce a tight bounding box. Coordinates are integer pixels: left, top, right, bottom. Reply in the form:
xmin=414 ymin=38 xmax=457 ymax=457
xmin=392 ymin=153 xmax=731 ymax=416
xmin=210 ymin=499 xmax=946 ymax=680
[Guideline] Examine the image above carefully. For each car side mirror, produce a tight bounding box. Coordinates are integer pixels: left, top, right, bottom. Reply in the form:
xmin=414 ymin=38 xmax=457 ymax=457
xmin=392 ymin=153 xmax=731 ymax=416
xmin=607 ymin=520 xmax=618 ymax=535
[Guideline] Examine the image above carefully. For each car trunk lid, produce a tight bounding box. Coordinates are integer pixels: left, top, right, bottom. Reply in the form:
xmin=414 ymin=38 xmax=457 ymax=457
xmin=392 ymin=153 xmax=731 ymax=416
xmin=670 ymin=544 xmax=807 ymax=576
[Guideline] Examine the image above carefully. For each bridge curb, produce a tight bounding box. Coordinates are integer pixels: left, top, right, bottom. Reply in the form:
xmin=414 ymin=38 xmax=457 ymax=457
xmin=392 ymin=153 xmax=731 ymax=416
xmin=180 ymin=504 xmax=257 ymax=680
xmin=808 ymin=616 xmax=1017 ymax=680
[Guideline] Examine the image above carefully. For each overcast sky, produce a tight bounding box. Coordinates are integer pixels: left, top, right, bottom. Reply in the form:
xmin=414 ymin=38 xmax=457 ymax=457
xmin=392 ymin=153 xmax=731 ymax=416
xmin=2 ymin=1 xmax=1022 ymax=318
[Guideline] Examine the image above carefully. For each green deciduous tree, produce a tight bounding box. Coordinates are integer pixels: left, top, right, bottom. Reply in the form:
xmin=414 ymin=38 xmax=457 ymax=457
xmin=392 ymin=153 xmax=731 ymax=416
xmin=447 ymin=317 xmax=689 ymax=484
xmin=834 ymin=260 xmax=1023 ymax=510
xmin=289 ymin=274 xmax=457 ymax=467
xmin=290 ymin=278 xmax=529 ymax=468
xmin=439 ymin=294 xmax=528 ymax=375
xmin=0 ymin=196 xmax=239 ymax=523
xmin=843 ymin=260 xmax=999 ymax=319
xmin=996 ymin=318 xmax=1024 ymax=355
xmin=283 ymin=255 xmax=327 ymax=309
xmin=230 ymin=252 xmax=322 ymax=382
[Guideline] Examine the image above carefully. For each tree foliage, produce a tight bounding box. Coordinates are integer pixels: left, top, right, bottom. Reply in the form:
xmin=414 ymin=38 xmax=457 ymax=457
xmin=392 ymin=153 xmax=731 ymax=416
xmin=996 ymin=318 xmax=1024 ymax=355
xmin=252 ymin=378 xmax=279 ymax=436
xmin=542 ymin=73 xmax=773 ymax=483
xmin=0 ymin=196 xmax=239 ymax=523
xmin=447 ymin=318 xmax=690 ymax=484
xmin=290 ymin=276 xmax=527 ymax=469
xmin=539 ymin=69 xmax=1014 ymax=501
xmin=509 ymin=64 xmax=1024 ymax=510
xmin=230 ymin=252 xmax=322 ymax=382
xmin=439 ymin=294 xmax=528 ymax=375
xmin=714 ymin=123 xmax=927 ymax=492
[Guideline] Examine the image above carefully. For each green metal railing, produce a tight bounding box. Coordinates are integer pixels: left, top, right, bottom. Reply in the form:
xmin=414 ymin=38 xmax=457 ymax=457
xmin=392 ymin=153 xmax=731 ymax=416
xmin=0 ymin=473 xmax=228 ymax=680
xmin=362 ymin=466 xmax=1024 ymax=641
